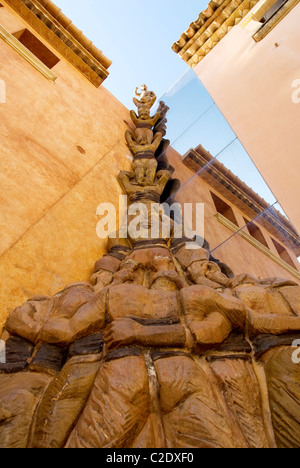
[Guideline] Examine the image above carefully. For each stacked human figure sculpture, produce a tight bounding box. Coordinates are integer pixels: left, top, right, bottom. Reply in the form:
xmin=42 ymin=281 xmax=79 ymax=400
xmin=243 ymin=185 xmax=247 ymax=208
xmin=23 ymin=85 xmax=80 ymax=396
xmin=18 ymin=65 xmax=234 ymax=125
xmin=0 ymin=87 xmax=300 ymax=449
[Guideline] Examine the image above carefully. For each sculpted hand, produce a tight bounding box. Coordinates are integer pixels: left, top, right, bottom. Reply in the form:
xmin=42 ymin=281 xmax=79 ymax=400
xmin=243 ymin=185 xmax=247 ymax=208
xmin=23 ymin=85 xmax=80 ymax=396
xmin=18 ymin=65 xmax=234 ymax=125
xmin=104 ymin=318 xmax=141 ymax=350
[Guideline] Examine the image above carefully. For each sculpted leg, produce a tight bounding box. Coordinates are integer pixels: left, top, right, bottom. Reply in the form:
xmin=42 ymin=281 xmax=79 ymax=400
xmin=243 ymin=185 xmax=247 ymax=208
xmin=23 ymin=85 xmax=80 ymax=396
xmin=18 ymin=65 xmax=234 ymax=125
xmin=132 ymin=159 xmax=158 ymax=186
xmin=65 ymin=355 xmax=150 ymax=448
xmin=262 ymin=347 xmax=300 ymax=448
xmin=132 ymin=160 xmax=145 ymax=185
xmin=210 ymin=358 xmax=271 ymax=448
xmin=30 ymin=354 xmax=102 ymax=448
xmin=0 ymin=373 xmax=51 ymax=448
xmin=155 ymin=356 xmax=246 ymax=448
xmin=145 ymin=159 xmax=158 ymax=185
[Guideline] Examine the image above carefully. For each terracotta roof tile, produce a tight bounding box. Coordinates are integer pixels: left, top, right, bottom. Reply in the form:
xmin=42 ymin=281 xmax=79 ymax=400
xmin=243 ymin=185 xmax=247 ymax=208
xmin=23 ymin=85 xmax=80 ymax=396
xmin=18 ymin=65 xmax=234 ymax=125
xmin=172 ymin=0 xmax=259 ymax=66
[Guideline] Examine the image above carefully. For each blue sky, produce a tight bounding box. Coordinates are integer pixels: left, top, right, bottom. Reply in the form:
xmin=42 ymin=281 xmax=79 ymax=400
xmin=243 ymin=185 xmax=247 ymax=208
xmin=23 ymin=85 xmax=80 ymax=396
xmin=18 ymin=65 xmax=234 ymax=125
xmin=54 ymin=0 xmax=208 ymax=109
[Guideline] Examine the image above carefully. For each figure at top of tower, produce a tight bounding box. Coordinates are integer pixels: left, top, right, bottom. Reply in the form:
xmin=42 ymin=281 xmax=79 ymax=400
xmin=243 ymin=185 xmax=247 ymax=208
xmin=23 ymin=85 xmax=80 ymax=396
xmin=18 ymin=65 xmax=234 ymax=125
xmin=134 ymin=84 xmax=157 ymax=110
xmin=125 ymin=87 xmax=169 ymax=186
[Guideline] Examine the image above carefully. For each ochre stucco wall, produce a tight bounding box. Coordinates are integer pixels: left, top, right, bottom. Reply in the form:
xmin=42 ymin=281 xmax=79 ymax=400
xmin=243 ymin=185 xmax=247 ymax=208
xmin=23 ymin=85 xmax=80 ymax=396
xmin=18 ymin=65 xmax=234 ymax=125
xmin=0 ymin=5 xmax=133 ymax=330
xmin=194 ymin=3 xmax=300 ymax=234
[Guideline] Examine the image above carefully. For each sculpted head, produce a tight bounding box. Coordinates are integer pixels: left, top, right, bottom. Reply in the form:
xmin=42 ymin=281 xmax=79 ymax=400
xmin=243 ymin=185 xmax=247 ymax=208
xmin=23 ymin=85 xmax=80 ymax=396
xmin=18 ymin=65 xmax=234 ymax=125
xmin=135 ymin=128 xmax=153 ymax=146
xmin=138 ymin=105 xmax=150 ymax=120
xmin=114 ymin=247 xmax=183 ymax=291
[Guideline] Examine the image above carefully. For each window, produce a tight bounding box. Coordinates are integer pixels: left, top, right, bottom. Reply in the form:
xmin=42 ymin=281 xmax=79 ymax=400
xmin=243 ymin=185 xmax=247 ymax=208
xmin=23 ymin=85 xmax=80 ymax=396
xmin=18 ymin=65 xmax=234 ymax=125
xmin=259 ymin=0 xmax=288 ymax=22
xmin=271 ymin=238 xmax=297 ymax=268
xmin=244 ymin=218 xmax=269 ymax=248
xmin=253 ymin=0 xmax=298 ymax=42
xmin=13 ymin=29 xmax=59 ymax=69
xmin=210 ymin=192 xmax=239 ymax=227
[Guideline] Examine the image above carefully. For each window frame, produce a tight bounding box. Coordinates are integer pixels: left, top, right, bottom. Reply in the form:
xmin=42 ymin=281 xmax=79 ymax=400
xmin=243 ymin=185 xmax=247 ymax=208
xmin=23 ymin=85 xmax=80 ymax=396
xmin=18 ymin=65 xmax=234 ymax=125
xmin=253 ymin=0 xmax=300 ymax=42
xmin=0 ymin=23 xmax=57 ymax=83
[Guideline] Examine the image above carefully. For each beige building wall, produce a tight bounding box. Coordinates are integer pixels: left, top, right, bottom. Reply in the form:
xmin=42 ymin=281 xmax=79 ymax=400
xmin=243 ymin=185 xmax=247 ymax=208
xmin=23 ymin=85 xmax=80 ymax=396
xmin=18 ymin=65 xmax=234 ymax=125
xmin=193 ymin=1 xmax=300 ymax=233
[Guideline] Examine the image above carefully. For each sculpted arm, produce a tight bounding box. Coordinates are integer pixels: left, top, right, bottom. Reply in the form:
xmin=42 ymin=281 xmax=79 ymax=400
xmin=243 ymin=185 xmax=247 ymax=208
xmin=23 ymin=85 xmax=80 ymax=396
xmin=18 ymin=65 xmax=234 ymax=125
xmin=157 ymin=170 xmax=170 ymax=189
xmin=5 ymin=301 xmax=47 ymax=343
xmin=117 ymin=171 xmax=134 ymax=193
xmin=39 ymin=289 xmax=107 ymax=345
xmin=151 ymin=112 xmax=162 ymax=127
xmin=182 ymin=286 xmax=249 ymax=347
xmin=249 ymin=311 xmax=300 ymax=335
xmin=130 ymin=110 xmax=139 ymax=126
xmin=104 ymin=318 xmax=186 ymax=350
xmin=188 ymin=312 xmax=232 ymax=346
xmin=151 ymin=132 xmax=163 ymax=152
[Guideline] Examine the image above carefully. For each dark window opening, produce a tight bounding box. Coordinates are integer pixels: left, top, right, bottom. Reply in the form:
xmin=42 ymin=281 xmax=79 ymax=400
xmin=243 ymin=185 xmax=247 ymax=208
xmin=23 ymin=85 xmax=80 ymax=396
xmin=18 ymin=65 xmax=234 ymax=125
xmin=13 ymin=29 xmax=60 ymax=69
xmin=210 ymin=192 xmax=239 ymax=227
xmin=244 ymin=218 xmax=269 ymax=248
xmin=260 ymin=0 xmax=289 ymax=23
xmin=271 ymin=238 xmax=297 ymax=269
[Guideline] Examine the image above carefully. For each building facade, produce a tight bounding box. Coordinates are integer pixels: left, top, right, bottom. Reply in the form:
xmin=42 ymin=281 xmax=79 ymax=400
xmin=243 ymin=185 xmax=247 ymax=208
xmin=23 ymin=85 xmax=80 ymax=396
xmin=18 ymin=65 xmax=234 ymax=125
xmin=0 ymin=0 xmax=133 ymax=330
xmin=173 ymin=0 xmax=300 ymax=234
xmin=166 ymin=144 xmax=300 ymax=281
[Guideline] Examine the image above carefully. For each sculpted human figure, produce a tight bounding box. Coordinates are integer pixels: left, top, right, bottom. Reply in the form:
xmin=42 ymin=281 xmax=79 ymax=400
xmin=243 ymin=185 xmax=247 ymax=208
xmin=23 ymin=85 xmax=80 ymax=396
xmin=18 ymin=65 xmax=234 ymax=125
xmin=61 ymin=247 xmax=246 ymax=448
xmin=118 ymin=168 xmax=170 ymax=201
xmin=173 ymin=242 xmax=300 ymax=336
xmin=4 ymin=283 xmax=106 ymax=347
xmin=125 ymin=106 xmax=163 ymax=157
xmin=0 ymin=283 xmax=107 ymax=448
xmin=125 ymin=87 xmax=169 ymax=188
xmin=133 ymin=84 xmax=157 ymax=110
xmin=129 ymin=104 xmax=162 ymax=131
xmin=125 ymin=128 xmax=161 ymax=186
xmin=173 ymin=243 xmax=231 ymax=289
xmin=125 ymin=104 xmax=164 ymax=186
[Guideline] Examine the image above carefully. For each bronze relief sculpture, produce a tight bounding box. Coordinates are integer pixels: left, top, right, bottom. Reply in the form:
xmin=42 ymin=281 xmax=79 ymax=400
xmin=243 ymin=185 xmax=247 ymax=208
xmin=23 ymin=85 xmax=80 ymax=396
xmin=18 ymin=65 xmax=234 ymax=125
xmin=0 ymin=87 xmax=300 ymax=449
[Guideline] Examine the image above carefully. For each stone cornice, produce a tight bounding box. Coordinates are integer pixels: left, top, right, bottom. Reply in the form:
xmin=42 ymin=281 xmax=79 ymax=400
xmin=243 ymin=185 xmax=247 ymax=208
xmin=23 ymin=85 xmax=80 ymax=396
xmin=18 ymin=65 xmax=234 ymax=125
xmin=183 ymin=147 xmax=300 ymax=256
xmin=0 ymin=22 xmax=57 ymax=82
xmin=1 ymin=0 xmax=111 ymax=87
